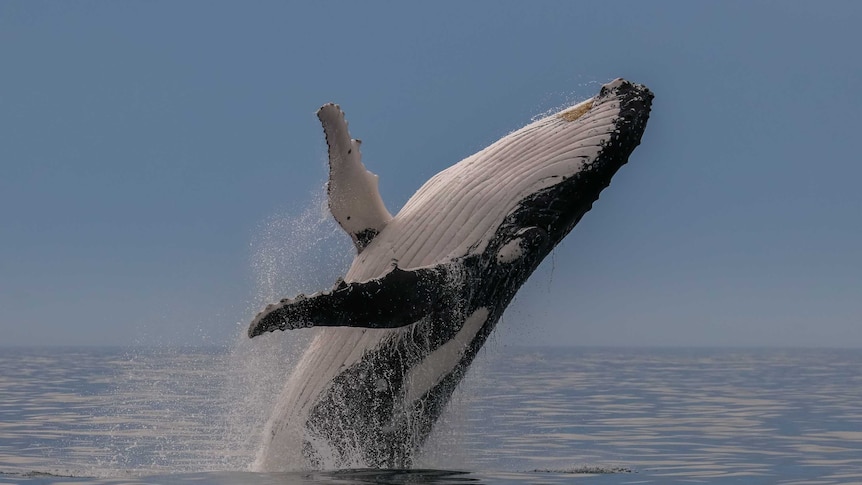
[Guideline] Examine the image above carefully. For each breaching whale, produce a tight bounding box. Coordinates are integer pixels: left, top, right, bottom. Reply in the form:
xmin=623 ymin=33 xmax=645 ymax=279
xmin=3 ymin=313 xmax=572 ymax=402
xmin=248 ymin=78 xmax=653 ymax=470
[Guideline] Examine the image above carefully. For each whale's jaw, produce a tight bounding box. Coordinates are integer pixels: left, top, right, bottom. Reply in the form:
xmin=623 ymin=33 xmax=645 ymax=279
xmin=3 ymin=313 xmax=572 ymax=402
xmin=250 ymin=78 xmax=653 ymax=470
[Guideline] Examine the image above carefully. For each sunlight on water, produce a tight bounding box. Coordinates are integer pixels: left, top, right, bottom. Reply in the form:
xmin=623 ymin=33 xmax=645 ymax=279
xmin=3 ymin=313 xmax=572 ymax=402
xmin=465 ymin=348 xmax=862 ymax=482
xmin=2 ymin=347 xmax=862 ymax=484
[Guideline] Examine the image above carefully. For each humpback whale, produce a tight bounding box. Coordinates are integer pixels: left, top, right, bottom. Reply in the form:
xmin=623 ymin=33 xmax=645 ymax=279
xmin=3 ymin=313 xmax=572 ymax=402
xmin=248 ymin=78 xmax=653 ymax=471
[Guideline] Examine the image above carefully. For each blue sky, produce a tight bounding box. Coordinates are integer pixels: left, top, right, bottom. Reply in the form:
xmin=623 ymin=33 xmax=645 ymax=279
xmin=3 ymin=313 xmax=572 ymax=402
xmin=2 ymin=1 xmax=860 ymax=347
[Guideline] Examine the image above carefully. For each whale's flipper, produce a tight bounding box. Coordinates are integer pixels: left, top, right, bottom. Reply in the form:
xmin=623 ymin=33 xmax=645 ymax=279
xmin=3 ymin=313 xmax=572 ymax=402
xmin=248 ymin=263 xmax=456 ymax=337
xmin=318 ymin=103 xmax=393 ymax=252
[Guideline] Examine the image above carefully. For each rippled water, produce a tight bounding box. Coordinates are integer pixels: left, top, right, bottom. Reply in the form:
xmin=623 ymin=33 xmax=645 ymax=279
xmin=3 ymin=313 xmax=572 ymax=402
xmin=1 ymin=346 xmax=860 ymax=484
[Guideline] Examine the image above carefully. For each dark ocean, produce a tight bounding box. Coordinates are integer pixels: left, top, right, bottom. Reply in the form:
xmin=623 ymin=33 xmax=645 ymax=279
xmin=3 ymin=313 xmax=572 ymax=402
xmin=1 ymin=345 xmax=860 ymax=484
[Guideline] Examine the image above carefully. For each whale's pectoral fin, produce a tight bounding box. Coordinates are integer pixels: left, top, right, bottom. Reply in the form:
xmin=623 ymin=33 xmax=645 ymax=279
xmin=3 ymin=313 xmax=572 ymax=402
xmin=248 ymin=264 xmax=454 ymax=338
xmin=318 ymin=103 xmax=393 ymax=252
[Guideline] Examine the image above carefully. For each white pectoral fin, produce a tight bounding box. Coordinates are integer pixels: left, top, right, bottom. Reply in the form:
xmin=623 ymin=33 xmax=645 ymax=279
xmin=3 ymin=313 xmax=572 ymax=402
xmin=317 ymin=103 xmax=392 ymax=252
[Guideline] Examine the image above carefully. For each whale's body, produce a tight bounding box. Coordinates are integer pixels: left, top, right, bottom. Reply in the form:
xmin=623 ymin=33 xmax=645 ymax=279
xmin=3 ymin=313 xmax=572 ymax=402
xmin=249 ymin=79 xmax=653 ymax=470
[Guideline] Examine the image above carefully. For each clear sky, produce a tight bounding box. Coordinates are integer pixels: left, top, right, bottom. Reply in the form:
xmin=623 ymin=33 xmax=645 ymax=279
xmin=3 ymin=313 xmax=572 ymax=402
xmin=2 ymin=1 xmax=860 ymax=347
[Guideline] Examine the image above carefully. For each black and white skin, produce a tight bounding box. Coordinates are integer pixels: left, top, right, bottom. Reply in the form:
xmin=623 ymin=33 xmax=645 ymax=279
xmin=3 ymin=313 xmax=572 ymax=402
xmin=248 ymin=78 xmax=653 ymax=470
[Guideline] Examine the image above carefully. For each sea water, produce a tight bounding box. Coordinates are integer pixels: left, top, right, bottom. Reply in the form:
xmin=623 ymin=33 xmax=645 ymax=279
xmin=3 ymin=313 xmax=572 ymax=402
xmin=1 ymin=345 xmax=861 ymax=484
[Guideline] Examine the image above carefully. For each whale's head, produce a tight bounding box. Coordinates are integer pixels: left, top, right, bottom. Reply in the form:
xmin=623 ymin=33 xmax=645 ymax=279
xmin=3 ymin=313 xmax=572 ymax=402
xmin=477 ymin=78 xmax=653 ymax=269
xmin=539 ymin=80 xmax=651 ymax=242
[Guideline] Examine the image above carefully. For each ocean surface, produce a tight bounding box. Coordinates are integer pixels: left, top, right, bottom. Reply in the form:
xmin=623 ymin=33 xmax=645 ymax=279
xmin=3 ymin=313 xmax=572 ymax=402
xmin=1 ymin=345 xmax=860 ymax=484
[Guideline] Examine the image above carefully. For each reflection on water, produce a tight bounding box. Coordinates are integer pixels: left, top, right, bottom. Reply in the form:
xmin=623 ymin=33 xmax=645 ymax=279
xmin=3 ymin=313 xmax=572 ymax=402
xmin=0 ymin=346 xmax=860 ymax=484
xmin=468 ymin=347 xmax=862 ymax=482
xmin=0 ymin=347 xmax=234 ymax=475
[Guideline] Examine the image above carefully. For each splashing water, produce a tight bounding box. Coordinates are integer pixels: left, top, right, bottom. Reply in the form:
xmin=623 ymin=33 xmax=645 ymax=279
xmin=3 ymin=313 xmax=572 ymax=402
xmin=92 ymin=192 xmax=357 ymax=474
xmin=250 ymin=190 xmax=354 ymax=304
xmin=221 ymin=191 xmax=355 ymax=469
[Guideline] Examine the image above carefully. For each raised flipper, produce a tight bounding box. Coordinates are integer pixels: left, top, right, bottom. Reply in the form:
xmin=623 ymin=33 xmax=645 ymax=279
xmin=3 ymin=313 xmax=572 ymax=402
xmin=248 ymin=264 xmax=456 ymax=338
xmin=318 ymin=103 xmax=392 ymax=252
